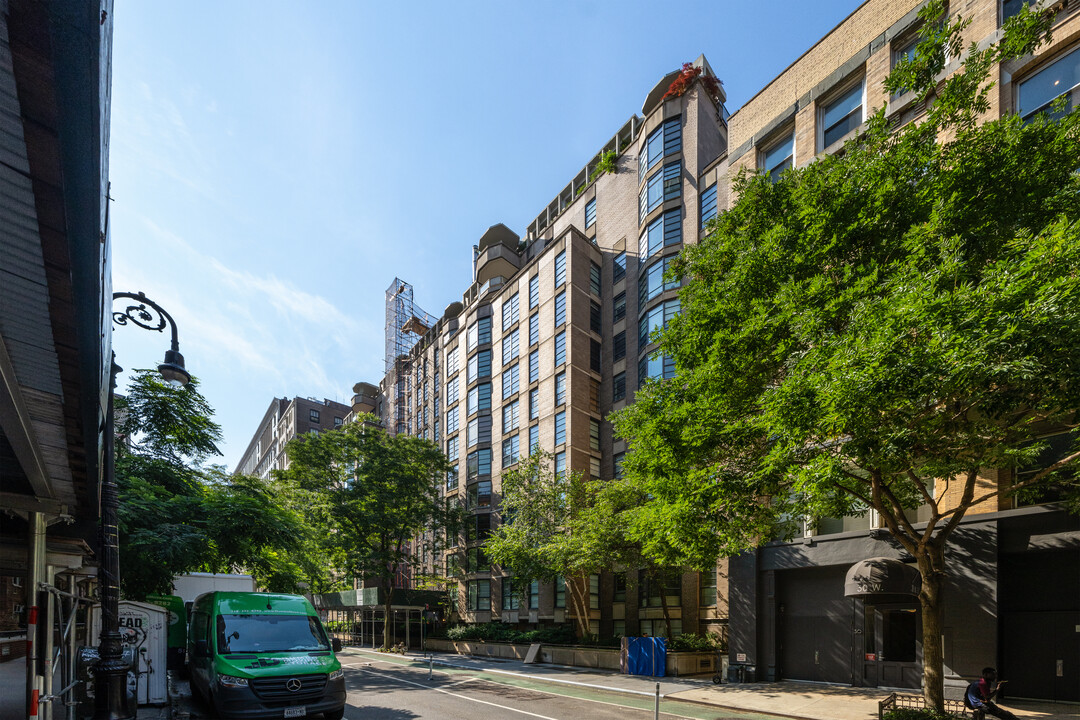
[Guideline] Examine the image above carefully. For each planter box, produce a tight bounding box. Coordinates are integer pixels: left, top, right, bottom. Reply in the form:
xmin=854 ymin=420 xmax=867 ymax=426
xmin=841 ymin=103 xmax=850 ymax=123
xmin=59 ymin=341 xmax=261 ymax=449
xmin=424 ymin=638 xmax=720 ymax=677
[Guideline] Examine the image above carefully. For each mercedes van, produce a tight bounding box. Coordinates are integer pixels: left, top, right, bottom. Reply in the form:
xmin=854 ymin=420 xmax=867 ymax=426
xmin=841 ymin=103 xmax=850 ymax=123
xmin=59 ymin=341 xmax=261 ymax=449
xmin=188 ymin=592 xmax=346 ymax=719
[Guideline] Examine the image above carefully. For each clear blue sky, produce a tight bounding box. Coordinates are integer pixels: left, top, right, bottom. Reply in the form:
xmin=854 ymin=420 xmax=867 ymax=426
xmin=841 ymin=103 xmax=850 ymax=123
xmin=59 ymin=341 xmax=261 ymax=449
xmin=110 ymin=0 xmax=863 ymax=469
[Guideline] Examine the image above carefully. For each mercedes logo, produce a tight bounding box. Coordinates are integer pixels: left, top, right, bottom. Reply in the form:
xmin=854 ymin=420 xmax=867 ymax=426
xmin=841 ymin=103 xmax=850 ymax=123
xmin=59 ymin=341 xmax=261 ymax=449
xmin=286 ymin=678 xmax=302 ymax=693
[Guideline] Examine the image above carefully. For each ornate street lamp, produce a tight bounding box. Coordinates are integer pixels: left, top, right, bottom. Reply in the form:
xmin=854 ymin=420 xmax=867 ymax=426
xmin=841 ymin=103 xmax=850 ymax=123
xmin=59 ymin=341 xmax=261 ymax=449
xmin=95 ymin=291 xmax=189 ymax=719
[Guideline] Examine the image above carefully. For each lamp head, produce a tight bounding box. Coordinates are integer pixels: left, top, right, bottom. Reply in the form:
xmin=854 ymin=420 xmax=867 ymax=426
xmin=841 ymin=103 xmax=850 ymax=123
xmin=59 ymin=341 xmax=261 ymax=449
xmin=158 ymin=349 xmax=191 ymax=388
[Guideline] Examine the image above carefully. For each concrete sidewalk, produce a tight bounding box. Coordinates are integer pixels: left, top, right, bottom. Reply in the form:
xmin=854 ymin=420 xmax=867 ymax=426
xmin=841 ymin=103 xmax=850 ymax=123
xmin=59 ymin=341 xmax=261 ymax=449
xmin=357 ymin=648 xmax=1079 ymax=720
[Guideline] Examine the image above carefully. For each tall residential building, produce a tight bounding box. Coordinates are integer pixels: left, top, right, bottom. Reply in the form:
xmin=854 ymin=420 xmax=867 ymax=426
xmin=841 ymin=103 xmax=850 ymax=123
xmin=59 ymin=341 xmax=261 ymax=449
xmin=236 ymin=396 xmax=352 ymax=479
xmin=370 ymin=56 xmax=731 ymax=640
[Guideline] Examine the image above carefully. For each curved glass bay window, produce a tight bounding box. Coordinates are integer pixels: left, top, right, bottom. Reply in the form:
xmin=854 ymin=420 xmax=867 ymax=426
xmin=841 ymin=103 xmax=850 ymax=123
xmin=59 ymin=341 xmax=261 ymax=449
xmin=639 ymin=256 xmax=679 ymax=306
xmin=639 ymin=161 xmax=682 ymax=221
xmin=639 ymin=209 xmax=682 ymax=261
xmin=639 ymin=116 xmax=682 ymax=180
xmin=638 ymin=298 xmax=681 ymax=347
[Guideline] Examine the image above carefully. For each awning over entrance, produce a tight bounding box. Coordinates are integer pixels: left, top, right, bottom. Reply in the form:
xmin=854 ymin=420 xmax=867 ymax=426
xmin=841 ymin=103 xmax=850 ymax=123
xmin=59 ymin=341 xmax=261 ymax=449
xmin=844 ymin=557 xmax=921 ymax=602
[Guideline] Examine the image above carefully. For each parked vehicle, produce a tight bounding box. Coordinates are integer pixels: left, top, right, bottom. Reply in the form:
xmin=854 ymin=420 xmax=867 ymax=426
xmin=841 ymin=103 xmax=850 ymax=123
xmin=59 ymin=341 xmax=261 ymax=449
xmin=188 ymin=592 xmax=346 ymax=719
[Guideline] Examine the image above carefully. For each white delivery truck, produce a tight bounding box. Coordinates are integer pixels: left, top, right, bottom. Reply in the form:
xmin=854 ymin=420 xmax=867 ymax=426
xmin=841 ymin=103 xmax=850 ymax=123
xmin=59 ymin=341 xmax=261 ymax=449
xmin=172 ymin=573 xmax=255 ymax=605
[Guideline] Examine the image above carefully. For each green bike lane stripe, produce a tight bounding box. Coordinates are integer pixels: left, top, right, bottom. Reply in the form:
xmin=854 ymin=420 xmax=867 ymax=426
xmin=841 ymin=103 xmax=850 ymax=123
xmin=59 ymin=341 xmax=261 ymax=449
xmin=339 ymin=650 xmax=783 ymax=720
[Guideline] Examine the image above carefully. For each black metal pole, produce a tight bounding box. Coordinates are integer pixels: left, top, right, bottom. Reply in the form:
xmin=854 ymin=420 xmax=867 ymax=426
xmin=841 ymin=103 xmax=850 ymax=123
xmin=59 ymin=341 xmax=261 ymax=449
xmin=94 ymin=355 xmax=131 ymax=720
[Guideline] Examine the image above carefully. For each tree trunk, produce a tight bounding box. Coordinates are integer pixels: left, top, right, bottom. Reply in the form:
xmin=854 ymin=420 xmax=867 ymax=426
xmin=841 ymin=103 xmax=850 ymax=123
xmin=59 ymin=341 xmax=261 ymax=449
xmin=658 ymin=578 xmax=674 ymax=640
xmin=916 ymin=543 xmax=947 ymax=710
xmin=382 ymin=578 xmax=394 ymax=649
xmin=569 ymin=573 xmax=591 ymax=639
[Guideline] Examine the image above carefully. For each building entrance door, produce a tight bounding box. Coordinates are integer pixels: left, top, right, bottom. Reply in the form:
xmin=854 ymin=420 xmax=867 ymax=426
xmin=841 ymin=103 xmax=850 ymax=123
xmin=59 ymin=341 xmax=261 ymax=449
xmin=860 ymin=604 xmax=921 ymax=689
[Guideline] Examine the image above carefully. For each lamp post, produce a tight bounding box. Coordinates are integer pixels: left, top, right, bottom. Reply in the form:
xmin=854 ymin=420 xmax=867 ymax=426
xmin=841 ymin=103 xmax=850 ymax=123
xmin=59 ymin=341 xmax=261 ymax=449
xmin=95 ymin=292 xmax=190 ymax=720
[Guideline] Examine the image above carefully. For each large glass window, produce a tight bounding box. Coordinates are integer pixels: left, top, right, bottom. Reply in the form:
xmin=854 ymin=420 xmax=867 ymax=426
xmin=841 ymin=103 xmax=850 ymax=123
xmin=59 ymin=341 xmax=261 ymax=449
xmin=468 ymin=580 xmax=491 ymax=611
xmin=503 ymin=399 xmax=519 ymax=433
xmin=639 ymin=353 xmax=676 ymax=384
xmin=528 ymin=349 xmax=539 ymax=383
xmin=447 ymin=406 xmax=459 ymax=434
xmin=639 ymin=161 xmax=681 ymax=221
xmin=613 ymin=252 xmax=626 ymax=284
xmin=761 ymin=132 xmax=794 ymax=182
xmin=467 ymin=478 xmax=492 ymax=507
xmin=529 ymin=274 xmax=539 ymax=309
xmin=639 ymin=116 xmax=682 ymax=180
xmin=554 ymin=292 xmax=567 ymax=327
xmin=466 ymin=416 xmax=490 ymax=448
xmin=821 ymin=80 xmax=864 ymax=148
xmin=529 ymin=424 xmax=539 ymax=451
xmin=529 ymin=388 xmax=539 ymax=420
xmin=555 ymin=372 xmax=567 ymax=405
xmin=1001 ymin=0 xmax=1026 ymax=22
xmin=585 ymin=198 xmax=596 ymax=228
xmin=590 ymin=302 xmax=601 ymax=334
xmin=529 ymin=580 xmax=539 ymax=609
xmin=502 ymin=435 xmax=520 ymax=466
xmin=554 ymin=451 xmax=567 ymax=479
xmin=700 ymin=183 xmax=718 ymax=228
xmin=554 ymin=331 xmax=566 ymax=366
xmin=590 ymin=339 xmax=601 ymax=372
xmin=613 ymin=371 xmax=626 ymax=402
xmin=1018 ymin=47 xmax=1080 ymax=122
xmin=502 ymin=578 xmax=520 ymax=611
xmin=639 ymin=256 xmax=679 ymax=306
xmin=467 ymin=316 xmax=492 ymax=352
xmin=590 ymin=263 xmax=601 ymax=296
xmin=467 ymin=514 xmax=491 ymax=543
xmin=502 ymin=364 xmax=519 ymax=399
xmin=466 ymin=448 xmax=491 ymax=480
xmin=447 ymin=375 xmax=459 ymax=405
xmin=529 ymin=312 xmax=539 ymax=346
xmin=447 ymin=347 xmax=459 ymax=375
xmin=502 ymin=329 xmax=519 ymax=365
xmin=639 ymin=209 xmax=682 ymax=260
xmin=502 ymin=293 xmax=519 ymax=331
xmin=590 ymin=419 xmax=600 ymax=451
xmin=700 ymin=569 xmax=717 ymax=607
xmin=555 ymin=576 xmax=566 ymax=608
xmin=467 ymin=382 xmax=491 ymax=415
xmin=554 ymin=411 xmax=566 ymax=445
xmin=554 ymin=250 xmax=567 ymax=287
xmin=639 ymin=299 xmax=681 ymax=347
xmin=613 ymin=331 xmax=626 ymax=362
xmin=613 ymin=292 xmax=626 ymax=323
xmin=467 ymin=349 xmax=491 ymax=383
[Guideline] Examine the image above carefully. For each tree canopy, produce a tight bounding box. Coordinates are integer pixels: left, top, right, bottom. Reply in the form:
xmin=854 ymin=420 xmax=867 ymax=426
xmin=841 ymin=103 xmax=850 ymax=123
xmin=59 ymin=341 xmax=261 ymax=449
xmin=612 ymin=1 xmax=1079 ymax=708
xmin=116 ymin=371 xmax=306 ymax=598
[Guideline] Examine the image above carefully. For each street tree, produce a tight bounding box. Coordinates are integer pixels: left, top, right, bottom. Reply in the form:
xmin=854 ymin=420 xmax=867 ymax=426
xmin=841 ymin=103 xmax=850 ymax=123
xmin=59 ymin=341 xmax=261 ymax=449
xmin=116 ymin=371 xmax=306 ymax=598
xmin=278 ymin=416 xmax=454 ymax=649
xmin=612 ymin=2 xmax=1080 ymax=709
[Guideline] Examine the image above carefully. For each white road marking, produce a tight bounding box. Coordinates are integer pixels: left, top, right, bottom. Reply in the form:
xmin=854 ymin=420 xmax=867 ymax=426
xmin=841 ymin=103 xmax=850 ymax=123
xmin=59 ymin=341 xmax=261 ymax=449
xmin=351 ymin=665 xmax=561 ymax=719
xmin=444 ymin=677 xmax=478 ymax=688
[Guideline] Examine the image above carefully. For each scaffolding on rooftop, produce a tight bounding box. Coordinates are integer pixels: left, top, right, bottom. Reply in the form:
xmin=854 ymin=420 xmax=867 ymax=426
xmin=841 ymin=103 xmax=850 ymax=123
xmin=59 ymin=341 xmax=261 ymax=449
xmin=384 ymin=278 xmax=437 ymax=436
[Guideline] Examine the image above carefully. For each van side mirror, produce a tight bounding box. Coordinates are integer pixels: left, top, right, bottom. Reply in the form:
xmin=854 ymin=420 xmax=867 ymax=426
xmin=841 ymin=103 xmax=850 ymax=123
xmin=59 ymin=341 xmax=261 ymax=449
xmin=194 ymin=640 xmax=210 ymax=658
xmin=332 ymin=638 xmax=342 ymax=653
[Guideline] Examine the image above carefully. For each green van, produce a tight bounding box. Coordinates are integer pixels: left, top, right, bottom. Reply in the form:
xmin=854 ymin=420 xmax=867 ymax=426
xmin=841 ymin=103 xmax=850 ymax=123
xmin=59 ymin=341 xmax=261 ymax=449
xmin=188 ymin=592 xmax=346 ymax=719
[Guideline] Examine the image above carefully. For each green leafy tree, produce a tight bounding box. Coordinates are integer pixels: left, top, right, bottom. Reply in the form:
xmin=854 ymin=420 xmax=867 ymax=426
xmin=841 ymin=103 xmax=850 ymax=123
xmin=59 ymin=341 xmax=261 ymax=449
xmin=613 ymin=2 xmax=1079 ymax=709
xmin=116 ymin=371 xmax=306 ymax=598
xmin=278 ymin=415 xmax=455 ymax=649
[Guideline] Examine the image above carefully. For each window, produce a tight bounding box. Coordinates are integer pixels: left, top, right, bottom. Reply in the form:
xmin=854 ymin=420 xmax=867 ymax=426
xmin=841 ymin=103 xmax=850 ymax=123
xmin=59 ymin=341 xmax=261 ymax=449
xmin=334 ymin=417 xmax=343 ymax=427
xmin=639 ymin=116 xmax=681 ymax=180
xmin=590 ymin=419 xmax=600 ymax=451
xmin=467 ymin=382 xmax=491 ymax=414
xmin=554 ymin=292 xmax=567 ymax=327
xmin=467 ymin=316 xmax=491 ymax=352
xmin=466 ymin=417 xmax=478 ymax=447
xmin=700 ymin=183 xmax=718 ymax=227
xmin=447 ymin=347 xmax=459 ymax=375
xmin=502 ymin=578 xmax=520 ymax=610
xmin=529 ymin=388 xmax=539 ymax=420
xmin=614 ymin=452 xmax=625 ymax=478
xmin=502 ymin=329 xmax=519 ymax=365
xmin=529 ymin=580 xmax=540 ymax=609
xmin=700 ymin=569 xmax=717 ymax=607
xmin=554 ymin=411 xmax=567 ymax=445
xmin=467 ymin=349 xmax=491 ymax=383
xmin=613 ymin=292 xmax=626 ymax=323
xmin=502 ymin=293 xmax=519 ymax=331
xmin=612 ymin=258 xmax=627 ymax=293
xmin=466 ymin=547 xmax=490 ymax=574
xmin=529 ymin=424 xmax=539 ymax=451
xmin=555 ymin=451 xmax=567 ymax=478
xmin=467 ymin=514 xmax=491 ymax=543
xmin=502 ymin=364 xmax=520 ymax=399
xmin=555 ymin=577 xmax=567 ymax=608
xmin=590 ymin=574 xmax=599 ymax=609
xmin=639 ymin=208 xmax=681 ymax=259
xmin=640 ymin=162 xmax=682 ymax=220
xmin=554 ymin=250 xmax=566 ymax=287
xmin=590 ymin=455 xmax=601 ymax=480
xmin=821 ymin=80 xmax=864 ymax=149
xmin=760 ymin=131 xmax=794 ymax=183
xmin=467 ymin=479 xmax=492 ymax=508
xmin=555 ymin=372 xmax=567 ymax=405
xmin=529 ymin=312 xmax=539 ymax=346
xmin=639 ymin=299 xmax=681 ymax=347
xmin=585 ymin=198 xmax=596 ymax=228
xmin=891 ymin=37 xmax=920 ymax=96
xmin=590 ymin=262 xmax=601 ymax=296
xmin=310 ymin=409 xmax=320 ymax=423
xmin=589 ymin=378 xmax=600 ymax=413
xmin=529 ymin=274 xmax=540 ymax=309
xmin=590 ymin=339 xmax=601 ymax=372
xmin=447 ymin=436 xmax=459 ymax=462
xmin=447 ymin=465 xmax=459 ymax=490
xmin=639 ymin=353 xmax=676 ymax=384
xmin=1002 ymin=0 xmax=1026 ymax=22
xmin=468 ymin=580 xmax=491 ymax=611
xmin=1018 ymin=47 xmax=1080 ymax=122
xmin=528 ymin=349 xmax=539 ymax=383
xmin=639 ymin=256 xmax=679 ymax=306
xmin=640 ymin=569 xmax=682 ymax=609
xmin=614 ymin=572 xmax=626 ymax=602
xmin=554 ymin=332 xmax=566 ymax=366
xmin=467 ymin=448 xmax=491 ymax=480
xmin=447 ymin=375 xmax=459 ymax=405
xmin=502 ymin=435 xmax=520 ymax=466
xmin=447 ymin=407 xmax=459 ymax=434
xmin=613 ymin=332 xmax=626 ymax=362
xmin=503 ymin=399 xmax=519 ymax=433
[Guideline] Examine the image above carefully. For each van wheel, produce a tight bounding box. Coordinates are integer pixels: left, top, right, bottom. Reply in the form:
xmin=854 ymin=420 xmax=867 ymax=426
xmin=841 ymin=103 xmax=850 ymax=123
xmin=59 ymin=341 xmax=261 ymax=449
xmin=323 ymin=709 xmax=345 ymax=720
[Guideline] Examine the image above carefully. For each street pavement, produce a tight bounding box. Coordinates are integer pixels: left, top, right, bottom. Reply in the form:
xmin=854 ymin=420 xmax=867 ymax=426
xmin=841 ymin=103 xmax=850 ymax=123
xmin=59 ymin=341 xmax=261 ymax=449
xmin=145 ymin=647 xmax=1080 ymax=720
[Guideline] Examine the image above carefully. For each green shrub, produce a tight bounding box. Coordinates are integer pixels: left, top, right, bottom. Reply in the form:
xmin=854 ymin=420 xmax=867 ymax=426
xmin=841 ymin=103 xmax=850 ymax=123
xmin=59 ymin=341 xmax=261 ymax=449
xmin=882 ymin=709 xmax=962 ymax=720
xmin=667 ymin=633 xmax=718 ymax=653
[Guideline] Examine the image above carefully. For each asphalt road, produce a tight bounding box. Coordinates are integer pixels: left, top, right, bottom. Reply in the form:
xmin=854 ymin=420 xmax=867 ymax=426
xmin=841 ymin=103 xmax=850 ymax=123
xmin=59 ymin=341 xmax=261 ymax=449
xmin=333 ymin=654 xmax=785 ymax=720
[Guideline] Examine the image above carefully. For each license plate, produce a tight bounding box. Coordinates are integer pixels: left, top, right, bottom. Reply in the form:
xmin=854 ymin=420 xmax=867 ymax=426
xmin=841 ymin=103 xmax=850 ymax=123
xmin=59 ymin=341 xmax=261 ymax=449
xmin=284 ymin=707 xmax=306 ymax=718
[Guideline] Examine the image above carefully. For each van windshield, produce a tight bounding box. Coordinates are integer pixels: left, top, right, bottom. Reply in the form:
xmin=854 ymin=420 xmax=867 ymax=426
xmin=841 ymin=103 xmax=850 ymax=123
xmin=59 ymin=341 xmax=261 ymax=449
xmin=216 ymin=614 xmax=330 ymax=653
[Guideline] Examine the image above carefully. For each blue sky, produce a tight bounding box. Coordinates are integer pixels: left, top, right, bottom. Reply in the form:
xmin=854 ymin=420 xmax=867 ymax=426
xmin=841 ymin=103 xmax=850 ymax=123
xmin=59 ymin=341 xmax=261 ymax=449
xmin=110 ymin=0 xmax=862 ymax=469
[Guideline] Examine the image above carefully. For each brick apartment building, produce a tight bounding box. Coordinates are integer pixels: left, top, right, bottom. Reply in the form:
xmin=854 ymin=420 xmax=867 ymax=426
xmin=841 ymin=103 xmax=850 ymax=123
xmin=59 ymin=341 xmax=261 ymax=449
xmin=236 ymin=396 xmax=353 ymax=479
xmin=339 ymin=0 xmax=1077 ymax=700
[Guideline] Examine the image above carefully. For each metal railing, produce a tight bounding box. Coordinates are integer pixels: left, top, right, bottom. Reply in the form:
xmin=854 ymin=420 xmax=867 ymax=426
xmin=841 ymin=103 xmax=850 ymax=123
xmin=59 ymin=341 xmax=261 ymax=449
xmin=878 ymin=692 xmax=979 ymax=719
